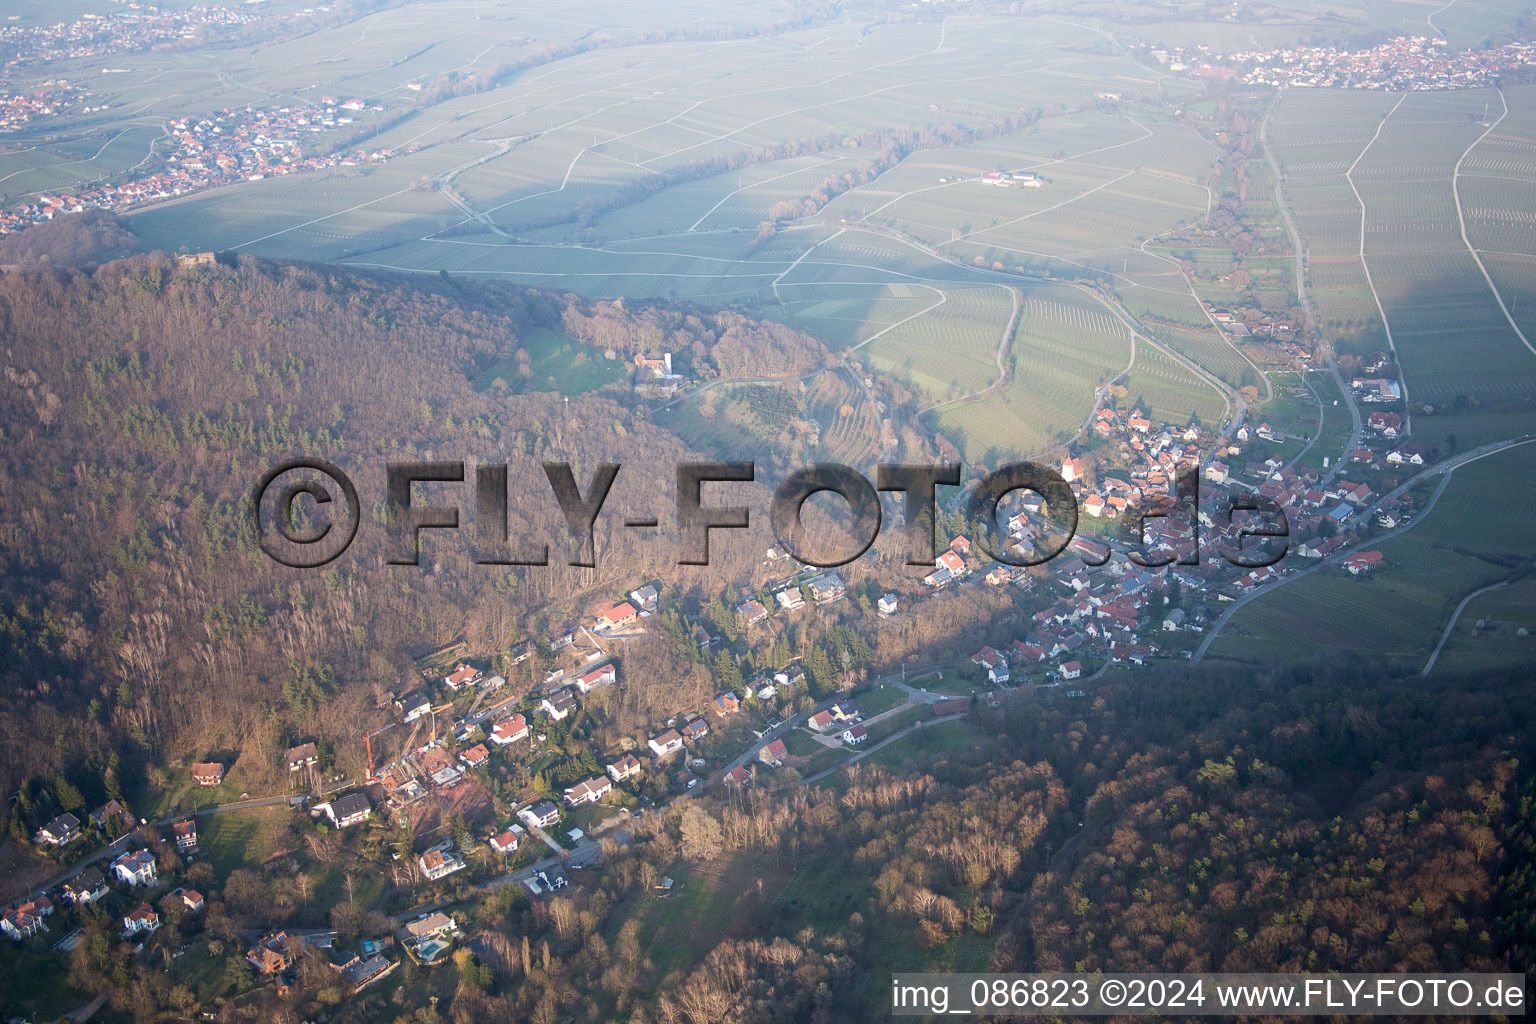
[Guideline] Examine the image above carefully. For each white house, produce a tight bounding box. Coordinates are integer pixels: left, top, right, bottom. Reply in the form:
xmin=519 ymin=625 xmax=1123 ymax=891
xmin=563 ymin=776 xmax=612 ymax=806
xmin=34 ymin=813 xmax=81 ymax=848
xmin=318 ymin=792 xmax=371 ymax=830
xmin=488 ymin=828 xmax=520 ymax=856
xmin=123 ymin=903 xmax=160 ymax=935
xmin=113 ymin=849 xmax=159 ymax=887
xmin=648 ymin=729 xmax=684 ymax=758
xmin=575 ymin=663 xmax=616 ymax=694
xmin=490 ymin=714 xmax=529 ymax=746
xmin=417 ymin=846 xmax=466 ymax=882
xmin=518 ymin=800 xmax=560 ymax=829
xmin=62 ymin=868 xmax=108 ymax=905
xmin=1 ymin=897 xmax=52 ymax=941
xmin=540 ymin=689 xmax=576 ymax=721
xmin=607 ymin=754 xmax=643 ymax=782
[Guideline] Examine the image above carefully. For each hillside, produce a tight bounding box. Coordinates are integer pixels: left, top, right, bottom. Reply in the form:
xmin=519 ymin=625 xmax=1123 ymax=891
xmin=0 ymin=242 xmax=1531 ymax=1024
xmin=0 ymin=245 xmax=838 ymax=807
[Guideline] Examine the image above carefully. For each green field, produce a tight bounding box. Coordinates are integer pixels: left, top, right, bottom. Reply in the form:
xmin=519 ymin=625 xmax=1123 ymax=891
xmin=198 ymin=805 xmax=300 ymax=882
xmin=1208 ymin=441 xmax=1536 ymax=670
xmin=863 ymin=718 xmax=980 ymax=768
xmin=1271 ymin=86 xmax=1536 ymax=447
xmin=932 ymin=284 xmax=1224 ymax=465
xmin=0 ymin=942 xmax=85 ymax=1022
xmin=1430 ymin=575 xmax=1536 ymax=670
xmin=471 ymin=327 xmax=627 ymax=396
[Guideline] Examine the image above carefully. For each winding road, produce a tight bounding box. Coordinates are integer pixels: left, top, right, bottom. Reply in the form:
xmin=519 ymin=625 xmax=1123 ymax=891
xmin=1258 ymin=97 xmax=1363 ymax=483
xmin=1421 ymin=578 xmax=1516 ymax=676
xmin=1192 ymin=434 xmax=1536 ymax=663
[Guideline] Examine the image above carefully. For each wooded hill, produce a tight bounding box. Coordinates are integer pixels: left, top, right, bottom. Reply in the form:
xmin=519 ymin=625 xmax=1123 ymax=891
xmin=0 ymin=240 xmax=836 ymax=817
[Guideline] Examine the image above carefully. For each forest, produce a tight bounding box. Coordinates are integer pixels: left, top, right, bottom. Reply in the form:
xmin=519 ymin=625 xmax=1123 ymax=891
xmin=0 ymin=225 xmax=1532 ymax=1022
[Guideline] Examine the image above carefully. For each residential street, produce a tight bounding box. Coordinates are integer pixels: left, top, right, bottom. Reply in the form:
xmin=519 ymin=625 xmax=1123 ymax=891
xmin=1193 ymin=434 xmax=1536 ymax=661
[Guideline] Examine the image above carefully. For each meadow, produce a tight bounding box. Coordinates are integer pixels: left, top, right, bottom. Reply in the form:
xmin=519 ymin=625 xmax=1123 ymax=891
xmin=471 ymin=327 xmax=628 ymax=396
xmin=1207 ymin=441 xmax=1536 ymax=670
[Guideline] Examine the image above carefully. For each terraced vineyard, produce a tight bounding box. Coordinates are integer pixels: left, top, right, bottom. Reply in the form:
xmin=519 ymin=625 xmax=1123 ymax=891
xmin=805 ymin=370 xmax=884 ymax=469
xmin=930 ymin=286 xmax=1224 ymax=466
xmin=857 ymin=283 xmax=1014 ymax=402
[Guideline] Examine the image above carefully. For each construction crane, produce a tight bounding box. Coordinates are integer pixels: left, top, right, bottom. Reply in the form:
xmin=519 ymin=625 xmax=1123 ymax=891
xmin=428 ymin=702 xmax=455 ymax=745
xmin=363 ymin=722 xmax=398 ymax=780
xmin=400 ymin=719 xmax=423 ymax=756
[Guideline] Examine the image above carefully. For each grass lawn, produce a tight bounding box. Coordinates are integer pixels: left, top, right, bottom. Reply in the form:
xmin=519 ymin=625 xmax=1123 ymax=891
xmin=854 ymin=685 xmax=909 ymax=716
xmin=803 ymin=747 xmax=853 ymax=777
xmin=311 ymin=857 xmax=388 ymax=918
xmin=471 ymin=327 xmax=626 ymax=396
xmin=563 ymin=801 xmax=625 ymax=836
xmin=136 ymin=764 xmax=252 ymax=819
xmin=171 ymin=940 xmax=235 ymax=1004
xmin=783 ymin=731 xmax=825 ymax=758
xmin=902 ymin=669 xmax=971 ymax=696
xmin=864 ymin=720 xmax=980 ymax=768
xmin=198 ymin=805 xmax=299 ymax=882
xmin=623 ymin=859 xmax=768 ymax=983
xmin=1430 ymin=574 xmax=1536 ymax=674
xmin=526 ymin=751 xmax=560 ymax=777
xmin=863 ymin=705 xmax=927 ymax=744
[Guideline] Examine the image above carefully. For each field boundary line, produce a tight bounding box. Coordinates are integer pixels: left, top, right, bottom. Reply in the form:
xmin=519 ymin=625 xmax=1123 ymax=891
xmin=688 ymin=155 xmax=844 ymax=232
xmin=848 ymin=285 xmax=948 ymax=352
xmin=1451 ymin=88 xmax=1536 ymax=358
xmin=941 ymin=169 xmax=1135 ymax=246
xmin=227 ymin=185 xmax=419 ymax=250
xmin=1422 ymin=578 xmax=1513 ymax=676
xmin=836 ymin=225 xmax=1230 ymax=434
xmin=915 ymin=284 xmax=1021 ymax=413
xmin=1259 ymin=94 xmax=1363 ymax=484
xmin=771 ymin=227 xmax=845 ymax=301
xmin=1344 ymin=92 xmax=1412 ymax=437
xmin=1427 ymin=0 xmax=1458 ymax=37
xmin=1131 ymin=166 xmax=1274 ymax=413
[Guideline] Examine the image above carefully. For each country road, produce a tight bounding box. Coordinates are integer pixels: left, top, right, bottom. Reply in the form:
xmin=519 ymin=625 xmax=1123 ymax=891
xmin=1421 ymin=578 xmax=1516 ymax=676
xmin=1192 ymin=434 xmax=1536 ymax=662
xmin=1259 ymin=96 xmax=1363 ymax=485
xmin=712 ymin=670 xmax=954 ymax=787
xmin=802 ymin=713 xmax=966 ymax=784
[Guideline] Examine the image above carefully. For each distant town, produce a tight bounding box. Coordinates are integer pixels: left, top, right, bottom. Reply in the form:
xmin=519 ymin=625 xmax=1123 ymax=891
xmin=1155 ymin=35 xmax=1536 ymax=91
xmin=1 ymin=0 xmax=325 ymax=73
xmin=0 ymin=97 xmax=400 ymax=234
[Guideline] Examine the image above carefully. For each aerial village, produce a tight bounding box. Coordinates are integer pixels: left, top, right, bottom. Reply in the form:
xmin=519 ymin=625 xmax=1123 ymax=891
xmin=0 ymin=1 xmax=324 ymax=73
xmin=0 ymin=96 xmax=397 ymax=233
xmin=1147 ymin=34 xmax=1536 ymax=91
xmin=1 ymin=324 xmax=1423 ymax=997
